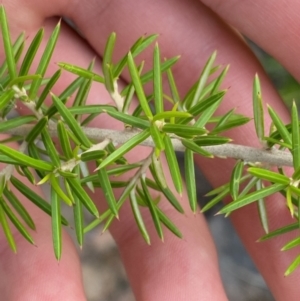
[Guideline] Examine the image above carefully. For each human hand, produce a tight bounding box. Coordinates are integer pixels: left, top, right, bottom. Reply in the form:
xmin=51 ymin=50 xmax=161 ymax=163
xmin=1 ymin=1 xmax=299 ymax=300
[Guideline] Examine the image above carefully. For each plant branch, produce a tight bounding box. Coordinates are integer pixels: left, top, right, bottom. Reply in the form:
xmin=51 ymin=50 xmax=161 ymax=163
xmin=5 ymin=124 xmax=293 ymax=167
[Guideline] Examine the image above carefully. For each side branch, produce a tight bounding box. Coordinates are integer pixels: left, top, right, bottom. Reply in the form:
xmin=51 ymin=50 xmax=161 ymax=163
xmin=6 ymin=125 xmax=293 ymax=167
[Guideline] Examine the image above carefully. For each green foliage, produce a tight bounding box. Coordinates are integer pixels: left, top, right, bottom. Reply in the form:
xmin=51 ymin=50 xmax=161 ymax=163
xmin=0 ymin=5 xmax=299 ymax=276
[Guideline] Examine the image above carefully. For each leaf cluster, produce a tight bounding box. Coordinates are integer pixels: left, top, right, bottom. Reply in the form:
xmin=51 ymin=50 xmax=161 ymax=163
xmin=0 ymin=6 xmax=298 ymax=276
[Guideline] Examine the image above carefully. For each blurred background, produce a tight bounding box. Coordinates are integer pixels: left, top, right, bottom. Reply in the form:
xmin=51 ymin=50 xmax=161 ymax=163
xmin=62 ymin=43 xmax=300 ymax=301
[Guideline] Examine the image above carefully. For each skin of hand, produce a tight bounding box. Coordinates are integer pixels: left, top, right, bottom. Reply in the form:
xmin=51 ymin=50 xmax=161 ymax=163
xmin=0 ymin=0 xmax=300 ymax=300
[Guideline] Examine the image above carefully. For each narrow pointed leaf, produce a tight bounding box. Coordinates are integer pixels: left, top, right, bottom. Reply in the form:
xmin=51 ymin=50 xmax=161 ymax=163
xmin=57 ymin=121 xmax=73 ymax=160
xmin=181 ymin=139 xmax=213 ymax=158
xmin=166 ymin=65 xmax=180 ymax=103
xmin=106 ymin=110 xmax=150 ymax=129
xmin=219 ymin=184 xmax=287 ymax=214
xmin=193 ymin=136 xmax=231 ymax=146
xmin=253 ymin=74 xmax=265 ymax=141
xmin=185 ymin=149 xmax=197 ymax=212
xmin=285 ymin=255 xmax=300 ymax=276
xmin=230 ymin=160 xmax=244 ymax=200
xmin=162 ymin=124 xmax=207 ymax=137
xmin=41 ymin=129 xmax=61 ymax=167
xmin=268 ymin=105 xmax=291 ymax=146
xmin=282 ymin=236 xmax=300 ymax=251
xmin=3 ymin=188 xmax=35 ymax=230
xmin=52 ymin=93 xmax=91 ymax=148
xmin=0 ymin=89 xmax=14 ymax=111
xmin=247 ymin=167 xmax=290 ymax=185
xmin=164 ymin=135 xmax=182 ymax=194
xmin=73 ymin=193 xmax=84 ymax=247
xmin=190 ymin=51 xmax=217 ymax=107
xmin=50 ymin=187 xmax=62 ymax=260
xmin=1 ymin=201 xmax=34 ymax=245
xmin=97 ymin=168 xmax=118 ymax=217
xmin=259 ymin=222 xmax=298 ymax=241
xmin=98 ymin=129 xmax=150 ymax=169
xmin=201 ymin=186 xmax=230 ymax=213
xmin=156 ymin=207 xmax=182 ymax=238
xmin=80 ymin=150 xmax=106 ymax=162
xmin=141 ymin=176 xmax=163 ymax=240
xmin=127 ymin=52 xmax=153 ymax=119
xmin=0 ymin=199 xmax=16 ymax=252
xmin=36 ymin=69 xmax=61 ymax=109
xmin=58 ymin=62 xmax=104 ymax=83
xmin=29 ymin=21 xmax=60 ymax=99
xmin=256 ymin=180 xmax=269 ymax=233
xmin=19 ymin=28 xmax=44 ymax=76
xmin=114 ymin=34 xmax=157 ymax=78
xmin=0 ymin=7 xmax=17 ymax=80
xmin=292 ymin=101 xmax=300 ymax=170
xmin=0 ymin=144 xmax=53 ymax=171
xmin=0 ymin=115 xmax=36 ymax=133
xmin=130 ymin=190 xmax=150 ymax=244
xmin=153 ymin=43 xmax=163 ymax=113
xmin=102 ymin=33 xmax=116 ymax=93
xmin=66 ymin=177 xmax=99 ymax=218
xmin=153 ymin=111 xmax=191 ymax=121
xmin=50 ymin=175 xmax=72 ymax=206
xmin=150 ymin=123 xmax=165 ymax=155
xmin=10 ymin=176 xmax=69 ymax=226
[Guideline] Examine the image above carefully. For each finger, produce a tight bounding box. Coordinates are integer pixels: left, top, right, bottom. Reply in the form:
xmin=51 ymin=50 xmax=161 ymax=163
xmin=200 ymin=0 xmax=300 ymax=81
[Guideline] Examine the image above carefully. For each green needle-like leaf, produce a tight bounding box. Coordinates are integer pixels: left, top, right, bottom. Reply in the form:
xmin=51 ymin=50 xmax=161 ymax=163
xmin=129 ymin=189 xmax=150 ymax=244
xmin=150 ymin=122 xmax=165 ymax=156
xmin=52 ymin=93 xmax=91 ymax=148
xmin=0 ymin=6 xmax=17 ymax=80
xmin=268 ymin=105 xmax=292 ymax=146
xmin=41 ymin=129 xmax=61 ymax=167
xmin=164 ymin=135 xmax=182 ymax=194
xmin=114 ymin=34 xmax=158 ymax=78
xmin=187 ymin=91 xmax=226 ymax=118
xmin=66 ymin=177 xmax=99 ymax=218
xmin=50 ymin=175 xmax=72 ymax=206
xmin=292 ymin=101 xmax=300 ymax=170
xmin=153 ymin=111 xmax=191 ymax=122
xmin=156 ymin=207 xmax=182 ymax=238
xmin=210 ymin=65 xmax=230 ymax=95
xmin=57 ymin=121 xmax=73 ymax=160
xmin=193 ymin=136 xmax=231 ymax=146
xmin=36 ymin=69 xmax=61 ymax=109
xmin=19 ymin=28 xmax=44 ymax=77
xmin=253 ymin=74 xmax=265 ymax=141
xmin=247 ymin=167 xmax=290 ymax=185
xmin=73 ymin=193 xmax=84 ymax=247
xmin=102 ymin=32 xmax=116 ymax=93
xmin=230 ymin=160 xmax=244 ymax=200
xmin=0 ymin=115 xmax=36 ymax=133
xmin=10 ymin=176 xmax=69 ymax=226
xmin=211 ymin=116 xmax=251 ymax=134
xmin=98 ymin=129 xmax=150 ymax=169
xmin=0 ymin=199 xmax=16 ymax=252
xmin=201 ymin=186 xmax=231 ymax=213
xmin=185 ymin=149 xmax=197 ymax=212
xmin=181 ymin=139 xmax=213 ymax=158
xmin=127 ymin=52 xmax=153 ymax=119
xmin=219 ymin=183 xmax=287 ymax=214
xmin=285 ymin=255 xmax=300 ymax=276
xmin=282 ymin=236 xmax=300 ymax=251
xmin=97 ymin=168 xmax=118 ymax=217
xmin=141 ymin=176 xmax=163 ymax=240
xmin=1 ymin=200 xmax=34 ymax=245
xmin=162 ymin=124 xmax=207 ymax=137
xmin=58 ymin=62 xmax=104 ymax=83
xmin=0 ymin=144 xmax=53 ymax=171
xmin=0 ymin=89 xmax=14 ymax=111
xmin=153 ymin=43 xmax=163 ymax=114
xmin=50 ymin=187 xmax=62 ymax=260
xmin=259 ymin=222 xmax=298 ymax=242
xmin=190 ymin=51 xmax=217 ymax=107
xmin=166 ymin=65 xmax=180 ymax=103
xmin=80 ymin=150 xmax=106 ymax=162
xmin=29 ymin=21 xmax=60 ymax=99
xmin=3 ymin=188 xmax=35 ymax=230
xmin=256 ymin=180 xmax=269 ymax=234
xmin=106 ymin=110 xmax=150 ymax=129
